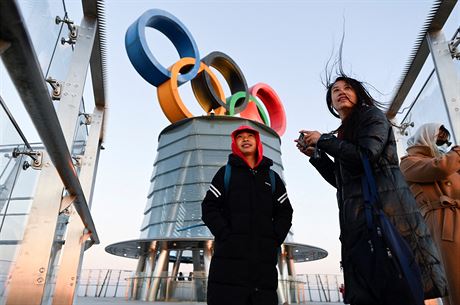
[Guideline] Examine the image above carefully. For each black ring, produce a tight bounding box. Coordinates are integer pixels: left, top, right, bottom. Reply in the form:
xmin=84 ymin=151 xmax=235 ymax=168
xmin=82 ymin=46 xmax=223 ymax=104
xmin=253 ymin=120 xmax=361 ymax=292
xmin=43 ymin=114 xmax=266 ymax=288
xmin=191 ymin=51 xmax=249 ymax=114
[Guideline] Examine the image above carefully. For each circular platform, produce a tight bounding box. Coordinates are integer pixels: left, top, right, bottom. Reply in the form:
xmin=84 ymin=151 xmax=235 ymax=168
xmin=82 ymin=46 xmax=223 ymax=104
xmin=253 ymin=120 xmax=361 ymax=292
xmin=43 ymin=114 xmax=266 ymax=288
xmin=105 ymin=238 xmax=328 ymax=263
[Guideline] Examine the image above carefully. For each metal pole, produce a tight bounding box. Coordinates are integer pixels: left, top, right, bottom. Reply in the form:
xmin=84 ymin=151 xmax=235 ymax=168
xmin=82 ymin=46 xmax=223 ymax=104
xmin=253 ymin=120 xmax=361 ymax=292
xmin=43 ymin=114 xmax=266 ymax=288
xmin=276 ymin=252 xmax=286 ymax=305
xmin=148 ymin=245 xmax=169 ymax=301
xmin=203 ymin=241 xmax=212 ymax=277
xmin=335 ymin=274 xmax=340 ymax=302
xmin=316 ymin=275 xmax=322 ymax=302
xmin=0 ymin=95 xmax=32 ymax=150
xmin=141 ymin=242 xmax=158 ymax=301
xmin=52 ymin=106 xmax=104 ymax=305
xmin=84 ymin=270 xmax=92 ymax=297
xmin=279 ymin=246 xmax=290 ymax=304
xmin=427 ymin=29 xmax=460 ymax=143
xmin=158 ymin=250 xmax=170 ymax=301
xmin=166 ymin=250 xmax=182 ymax=301
xmin=287 ymin=249 xmax=298 ymax=304
xmin=98 ymin=270 xmax=110 ymax=297
xmin=103 ymin=269 xmax=112 ymax=297
xmin=95 ymin=269 xmax=102 ymax=297
xmin=133 ymin=254 xmax=146 ymax=300
xmin=192 ymin=249 xmax=205 ymax=302
xmin=113 ymin=270 xmax=122 ymax=297
xmin=137 ymin=254 xmax=148 ymax=301
xmin=306 ymin=274 xmax=312 ymax=302
xmin=325 ymin=274 xmax=331 ymax=302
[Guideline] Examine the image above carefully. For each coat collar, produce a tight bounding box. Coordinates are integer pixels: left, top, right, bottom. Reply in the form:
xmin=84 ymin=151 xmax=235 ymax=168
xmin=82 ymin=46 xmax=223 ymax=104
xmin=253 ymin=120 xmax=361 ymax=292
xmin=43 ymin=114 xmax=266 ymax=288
xmin=228 ymin=154 xmax=273 ymax=170
xmin=406 ymin=145 xmax=433 ymax=157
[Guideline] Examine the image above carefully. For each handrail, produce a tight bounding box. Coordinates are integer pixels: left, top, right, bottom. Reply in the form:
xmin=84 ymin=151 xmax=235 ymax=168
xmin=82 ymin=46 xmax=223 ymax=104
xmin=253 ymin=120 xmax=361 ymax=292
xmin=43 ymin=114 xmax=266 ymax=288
xmin=387 ymin=0 xmax=457 ymax=118
xmin=0 ymin=0 xmax=99 ymax=244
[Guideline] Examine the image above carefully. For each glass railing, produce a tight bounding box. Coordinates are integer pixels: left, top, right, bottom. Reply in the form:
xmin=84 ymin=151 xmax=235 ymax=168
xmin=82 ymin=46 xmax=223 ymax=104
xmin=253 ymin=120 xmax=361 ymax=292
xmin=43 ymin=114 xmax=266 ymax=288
xmin=16 ymin=0 xmax=65 ymax=74
xmin=395 ymin=27 xmax=460 ymax=150
xmin=74 ymin=270 xmax=344 ymax=303
xmin=396 ymin=70 xmax=456 ymax=151
xmin=0 ymin=102 xmax=41 ymax=299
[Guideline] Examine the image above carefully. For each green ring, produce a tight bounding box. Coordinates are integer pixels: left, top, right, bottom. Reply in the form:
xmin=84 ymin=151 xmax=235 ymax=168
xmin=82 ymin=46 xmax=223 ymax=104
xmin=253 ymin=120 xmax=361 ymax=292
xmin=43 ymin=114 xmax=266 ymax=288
xmin=226 ymin=92 xmax=270 ymax=127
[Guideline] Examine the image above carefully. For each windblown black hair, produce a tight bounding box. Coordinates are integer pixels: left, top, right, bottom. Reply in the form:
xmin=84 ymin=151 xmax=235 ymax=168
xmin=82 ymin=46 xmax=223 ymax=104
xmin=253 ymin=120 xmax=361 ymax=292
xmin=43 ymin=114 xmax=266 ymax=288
xmin=322 ymin=29 xmax=384 ymax=139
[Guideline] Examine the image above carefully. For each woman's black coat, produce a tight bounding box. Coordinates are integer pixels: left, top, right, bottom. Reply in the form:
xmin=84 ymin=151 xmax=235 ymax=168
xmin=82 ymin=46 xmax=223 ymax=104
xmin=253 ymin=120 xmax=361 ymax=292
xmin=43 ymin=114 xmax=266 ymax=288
xmin=310 ymin=106 xmax=447 ymax=300
xmin=202 ymin=154 xmax=293 ymax=305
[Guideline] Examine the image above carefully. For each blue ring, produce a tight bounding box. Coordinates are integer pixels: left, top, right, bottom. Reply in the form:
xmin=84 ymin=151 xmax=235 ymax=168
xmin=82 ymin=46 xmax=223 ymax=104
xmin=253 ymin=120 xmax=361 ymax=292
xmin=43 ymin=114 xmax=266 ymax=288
xmin=125 ymin=9 xmax=200 ymax=87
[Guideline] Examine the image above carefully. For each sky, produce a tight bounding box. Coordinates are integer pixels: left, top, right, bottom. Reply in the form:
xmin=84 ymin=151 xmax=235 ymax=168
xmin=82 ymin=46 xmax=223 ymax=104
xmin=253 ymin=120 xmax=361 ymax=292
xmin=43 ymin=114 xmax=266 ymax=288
xmin=3 ymin=0 xmax=459 ymax=276
xmin=80 ymin=0 xmax=460 ymax=275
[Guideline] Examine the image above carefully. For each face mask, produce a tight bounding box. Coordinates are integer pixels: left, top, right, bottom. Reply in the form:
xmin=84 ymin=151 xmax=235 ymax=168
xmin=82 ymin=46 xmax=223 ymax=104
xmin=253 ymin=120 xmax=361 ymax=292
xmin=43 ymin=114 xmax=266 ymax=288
xmin=436 ymin=139 xmax=452 ymax=146
xmin=437 ymin=143 xmax=450 ymax=154
xmin=436 ymin=125 xmax=451 ymax=147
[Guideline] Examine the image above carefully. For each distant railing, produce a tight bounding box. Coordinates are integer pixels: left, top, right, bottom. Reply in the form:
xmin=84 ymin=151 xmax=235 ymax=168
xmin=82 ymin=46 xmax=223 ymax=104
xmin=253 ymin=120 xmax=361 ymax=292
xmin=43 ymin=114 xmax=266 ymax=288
xmin=295 ymin=274 xmax=343 ymax=303
xmin=77 ymin=269 xmax=132 ymax=298
xmin=75 ymin=269 xmax=344 ymax=303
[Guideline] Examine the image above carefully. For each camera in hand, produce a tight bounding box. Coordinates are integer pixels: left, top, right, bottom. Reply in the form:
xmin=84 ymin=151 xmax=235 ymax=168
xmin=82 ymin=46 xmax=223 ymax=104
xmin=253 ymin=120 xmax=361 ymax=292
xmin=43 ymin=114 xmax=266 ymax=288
xmin=298 ymin=132 xmax=321 ymax=158
xmin=298 ymin=132 xmax=307 ymax=149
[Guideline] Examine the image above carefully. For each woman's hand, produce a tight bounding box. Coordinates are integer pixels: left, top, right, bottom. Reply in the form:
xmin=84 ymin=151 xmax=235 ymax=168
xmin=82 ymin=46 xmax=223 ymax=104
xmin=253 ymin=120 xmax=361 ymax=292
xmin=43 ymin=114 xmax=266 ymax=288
xmin=295 ymin=130 xmax=321 ymax=157
xmin=297 ymin=145 xmax=315 ymax=157
xmin=301 ymin=130 xmax=321 ymax=147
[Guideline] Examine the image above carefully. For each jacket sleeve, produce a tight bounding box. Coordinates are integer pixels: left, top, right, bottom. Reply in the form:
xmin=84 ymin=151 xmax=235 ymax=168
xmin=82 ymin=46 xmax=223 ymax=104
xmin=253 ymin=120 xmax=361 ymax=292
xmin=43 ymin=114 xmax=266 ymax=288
xmin=272 ymin=172 xmax=293 ymax=246
xmin=309 ymin=150 xmax=337 ymax=188
xmin=400 ymin=146 xmax=460 ymax=182
xmin=201 ymin=166 xmax=231 ymax=240
xmin=316 ymin=107 xmax=390 ymax=169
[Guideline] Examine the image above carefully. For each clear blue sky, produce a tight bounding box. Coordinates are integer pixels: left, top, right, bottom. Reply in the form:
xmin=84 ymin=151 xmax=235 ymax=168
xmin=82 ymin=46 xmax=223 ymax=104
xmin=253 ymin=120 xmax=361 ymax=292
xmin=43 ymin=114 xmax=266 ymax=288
xmin=74 ymin=0 xmax=459 ymax=275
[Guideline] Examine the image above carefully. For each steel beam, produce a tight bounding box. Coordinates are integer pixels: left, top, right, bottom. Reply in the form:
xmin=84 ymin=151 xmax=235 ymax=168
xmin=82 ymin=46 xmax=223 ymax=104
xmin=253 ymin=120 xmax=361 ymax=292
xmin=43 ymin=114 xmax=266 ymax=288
xmin=0 ymin=0 xmax=99 ymax=244
xmin=427 ymin=30 xmax=460 ymax=143
xmin=165 ymin=250 xmax=182 ymax=301
xmin=52 ymin=106 xmax=105 ymax=305
xmin=387 ymin=0 xmax=457 ymax=118
xmin=148 ymin=246 xmax=169 ymax=301
xmin=140 ymin=242 xmax=158 ymax=300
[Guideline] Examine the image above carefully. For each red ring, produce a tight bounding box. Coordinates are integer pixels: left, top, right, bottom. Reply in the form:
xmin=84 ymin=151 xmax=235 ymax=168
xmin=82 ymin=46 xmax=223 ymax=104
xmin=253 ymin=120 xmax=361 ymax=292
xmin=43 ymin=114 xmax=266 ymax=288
xmin=245 ymin=83 xmax=286 ymax=136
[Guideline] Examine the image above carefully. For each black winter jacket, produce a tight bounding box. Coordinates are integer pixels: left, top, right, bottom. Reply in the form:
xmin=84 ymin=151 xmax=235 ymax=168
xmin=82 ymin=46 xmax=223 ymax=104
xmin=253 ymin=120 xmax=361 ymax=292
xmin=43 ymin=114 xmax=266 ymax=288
xmin=202 ymin=154 xmax=293 ymax=305
xmin=310 ymin=106 xmax=447 ymax=300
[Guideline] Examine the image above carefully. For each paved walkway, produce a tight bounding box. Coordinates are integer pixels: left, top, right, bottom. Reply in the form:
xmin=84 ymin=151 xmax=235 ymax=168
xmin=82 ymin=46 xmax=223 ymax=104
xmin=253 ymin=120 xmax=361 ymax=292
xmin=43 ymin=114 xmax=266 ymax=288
xmin=75 ymin=297 xmax=342 ymax=305
xmin=75 ymin=297 xmax=201 ymax=304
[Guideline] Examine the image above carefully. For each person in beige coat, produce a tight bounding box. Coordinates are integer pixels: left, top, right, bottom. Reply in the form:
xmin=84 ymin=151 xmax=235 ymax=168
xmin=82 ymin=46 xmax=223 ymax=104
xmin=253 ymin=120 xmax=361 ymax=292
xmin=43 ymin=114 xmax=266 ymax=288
xmin=400 ymin=123 xmax=460 ymax=305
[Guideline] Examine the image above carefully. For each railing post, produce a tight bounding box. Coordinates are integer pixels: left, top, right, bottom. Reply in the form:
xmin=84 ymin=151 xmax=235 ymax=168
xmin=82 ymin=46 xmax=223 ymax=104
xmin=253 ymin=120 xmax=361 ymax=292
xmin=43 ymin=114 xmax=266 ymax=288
xmin=114 ymin=270 xmax=122 ymax=297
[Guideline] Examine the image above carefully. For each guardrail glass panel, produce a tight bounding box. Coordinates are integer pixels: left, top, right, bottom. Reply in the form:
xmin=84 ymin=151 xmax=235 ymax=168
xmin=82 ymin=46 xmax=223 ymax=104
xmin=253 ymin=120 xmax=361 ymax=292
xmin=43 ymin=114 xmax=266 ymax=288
xmin=0 ymin=108 xmax=40 ymax=304
xmin=75 ymin=270 xmax=344 ymax=303
xmin=17 ymin=1 xmax=65 ymax=74
xmin=396 ymin=71 xmax=455 ymax=151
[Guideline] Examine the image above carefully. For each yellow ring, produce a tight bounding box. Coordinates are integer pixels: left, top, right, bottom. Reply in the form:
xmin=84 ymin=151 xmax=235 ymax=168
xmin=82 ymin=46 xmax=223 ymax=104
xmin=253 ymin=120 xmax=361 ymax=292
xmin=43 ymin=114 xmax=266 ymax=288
xmin=157 ymin=57 xmax=226 ymax=122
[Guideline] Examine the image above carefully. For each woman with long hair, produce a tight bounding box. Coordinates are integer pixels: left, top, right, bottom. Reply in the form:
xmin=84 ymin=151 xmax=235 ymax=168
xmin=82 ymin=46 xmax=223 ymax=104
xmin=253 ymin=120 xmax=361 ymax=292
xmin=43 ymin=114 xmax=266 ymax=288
xmin=296 ymin=74 xmax=447 ymax=305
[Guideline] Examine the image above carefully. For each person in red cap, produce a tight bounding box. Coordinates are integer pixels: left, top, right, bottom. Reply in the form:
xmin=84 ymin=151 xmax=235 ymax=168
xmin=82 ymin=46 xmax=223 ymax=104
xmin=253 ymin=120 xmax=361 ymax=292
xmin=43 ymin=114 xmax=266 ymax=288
xmin=202 ymin=125 xmax=293 ymax=305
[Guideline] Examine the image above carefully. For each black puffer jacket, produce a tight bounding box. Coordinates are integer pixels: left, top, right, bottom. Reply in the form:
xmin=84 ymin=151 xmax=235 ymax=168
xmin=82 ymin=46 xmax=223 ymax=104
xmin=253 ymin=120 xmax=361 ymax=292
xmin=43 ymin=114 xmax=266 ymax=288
xmin=202 ymin=154 xmax=293 ymax=305
xmin=310 ymin=106 xmax=447 ymax=299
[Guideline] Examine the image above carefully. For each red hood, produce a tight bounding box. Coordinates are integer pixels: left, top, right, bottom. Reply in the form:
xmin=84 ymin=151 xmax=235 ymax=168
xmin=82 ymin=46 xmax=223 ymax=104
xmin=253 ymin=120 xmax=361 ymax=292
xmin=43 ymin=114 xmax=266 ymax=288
xmin=231 ymin=125 xmax=264 ymax=169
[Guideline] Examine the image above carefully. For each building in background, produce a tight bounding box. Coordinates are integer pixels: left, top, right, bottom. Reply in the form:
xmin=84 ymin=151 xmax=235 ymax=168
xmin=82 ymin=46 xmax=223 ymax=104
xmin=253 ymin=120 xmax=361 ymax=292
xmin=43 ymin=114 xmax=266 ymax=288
xmin=106 ymin=116 xmax=328 ymax=303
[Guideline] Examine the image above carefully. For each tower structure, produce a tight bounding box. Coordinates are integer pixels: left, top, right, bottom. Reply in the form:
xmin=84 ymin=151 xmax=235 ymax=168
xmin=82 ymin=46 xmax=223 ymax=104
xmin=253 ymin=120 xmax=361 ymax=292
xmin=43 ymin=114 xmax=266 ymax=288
xmin=107 ymin=8 xmax=327 ymax=303
xmin=106 ymin=116 xmax=327 ymax=302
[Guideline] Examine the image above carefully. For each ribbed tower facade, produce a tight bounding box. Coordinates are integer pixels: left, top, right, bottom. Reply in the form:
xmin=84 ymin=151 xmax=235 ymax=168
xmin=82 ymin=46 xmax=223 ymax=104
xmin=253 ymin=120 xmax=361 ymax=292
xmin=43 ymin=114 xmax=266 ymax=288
xmin=106 ymin=116 xmax=327 ymax=303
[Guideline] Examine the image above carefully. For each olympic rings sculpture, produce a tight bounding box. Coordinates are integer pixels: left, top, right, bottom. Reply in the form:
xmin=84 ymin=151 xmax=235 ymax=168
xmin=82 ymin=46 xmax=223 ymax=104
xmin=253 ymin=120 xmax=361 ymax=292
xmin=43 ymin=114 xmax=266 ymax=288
xmin=125 ymin=9 xmax=286 ymax=136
